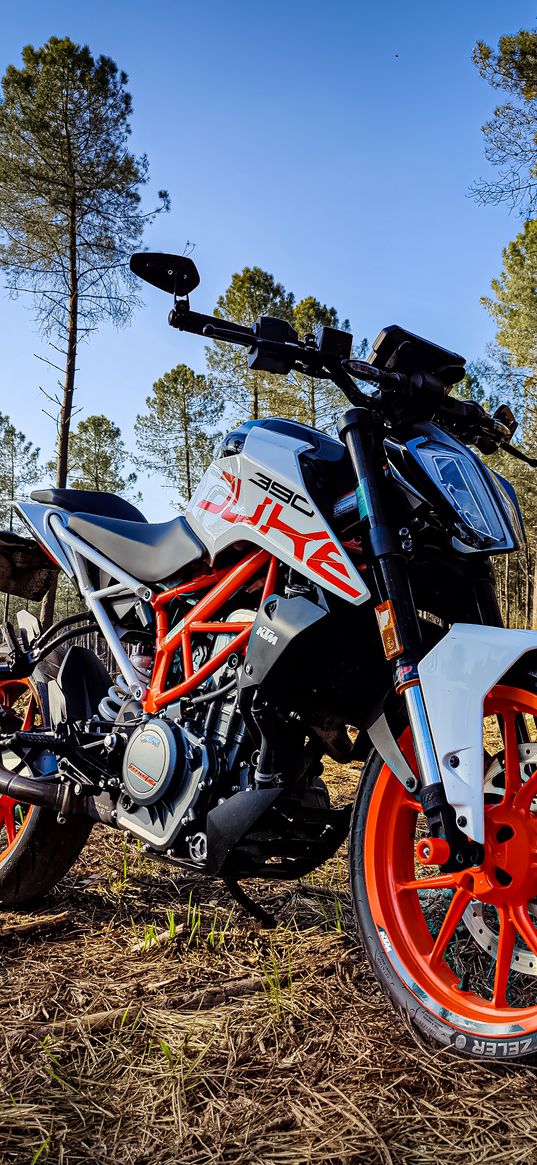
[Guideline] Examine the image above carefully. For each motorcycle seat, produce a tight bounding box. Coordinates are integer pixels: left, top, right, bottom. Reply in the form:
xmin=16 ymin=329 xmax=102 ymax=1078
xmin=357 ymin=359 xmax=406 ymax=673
xmin=31 ymin=488 xmax=147 ymax=523
xmin=68 ymin=512 xmax=206 ymax=584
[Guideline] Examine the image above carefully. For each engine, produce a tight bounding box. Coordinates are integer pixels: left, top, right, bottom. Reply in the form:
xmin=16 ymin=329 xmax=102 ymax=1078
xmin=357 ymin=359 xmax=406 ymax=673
xmin=102 ymin=615 xmax=255 ymax=861
xmin=115 ymin=716 xmax=214 ymax=855
xmin=30 ymin=598 xmax=350 ymax=879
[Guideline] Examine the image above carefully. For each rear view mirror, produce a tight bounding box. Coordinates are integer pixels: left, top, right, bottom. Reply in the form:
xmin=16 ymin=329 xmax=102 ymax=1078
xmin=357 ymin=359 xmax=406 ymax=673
xmin=494 ymin=403 xmax=518 ymax=438
xmin=130 ymin=252 xmax=200 ymax=297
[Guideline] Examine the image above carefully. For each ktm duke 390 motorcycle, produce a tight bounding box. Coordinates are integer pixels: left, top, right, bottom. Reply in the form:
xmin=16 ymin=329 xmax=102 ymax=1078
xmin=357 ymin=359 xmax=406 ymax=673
xmin=2 ymin=251 xmax=537 ymax=1061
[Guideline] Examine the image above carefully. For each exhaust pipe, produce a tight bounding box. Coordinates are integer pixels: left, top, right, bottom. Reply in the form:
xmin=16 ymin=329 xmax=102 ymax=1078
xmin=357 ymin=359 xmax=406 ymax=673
xmin=0 ymin=765 xmax=76 ymax=814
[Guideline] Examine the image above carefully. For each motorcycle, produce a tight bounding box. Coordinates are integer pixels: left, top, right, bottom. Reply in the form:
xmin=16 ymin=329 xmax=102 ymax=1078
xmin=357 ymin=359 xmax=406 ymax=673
xmin=1 ymin=249 xmax=537 ymax=1060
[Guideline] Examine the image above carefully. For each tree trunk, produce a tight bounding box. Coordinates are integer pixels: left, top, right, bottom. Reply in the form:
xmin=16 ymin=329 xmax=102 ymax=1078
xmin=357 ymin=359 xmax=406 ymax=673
xmin=182 ymin=391 xmax=192 ymax=499
xmin=309 ymin=378 xmax=316 ymax=429
xmin=3 ymin=436 xmax=14 ymax=623
xmin=504 ymin=556 xmax=510 ymax=627
xmin=57 ymin=204 xmax=78 ymax=488
xmin=40 ymin=198 xmax=78 ymax=630
xmin=516 ymin=555 xmax=522 ymax=627
xmin=532 ymin=553 xmax=537 ymax=630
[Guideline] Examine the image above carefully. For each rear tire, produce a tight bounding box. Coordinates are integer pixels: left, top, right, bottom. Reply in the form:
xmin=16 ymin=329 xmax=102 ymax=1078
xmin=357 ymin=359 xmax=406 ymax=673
xmin=0 ymin=656 xmax=93 ymax=908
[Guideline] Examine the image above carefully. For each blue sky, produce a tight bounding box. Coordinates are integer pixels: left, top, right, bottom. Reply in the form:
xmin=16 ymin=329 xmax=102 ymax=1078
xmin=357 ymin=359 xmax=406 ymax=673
xmin=1 ymin=0 xmax=533 ymax=518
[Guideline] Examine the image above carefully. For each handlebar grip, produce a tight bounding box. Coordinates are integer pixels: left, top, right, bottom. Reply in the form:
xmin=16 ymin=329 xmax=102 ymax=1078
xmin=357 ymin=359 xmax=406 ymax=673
xmin=169 ymin=303 xmax=254 ymax=343
xmin=438 ymin=396 xmax=512 ymax=450
xmin=440 ymin=397 xmax=485 ymax=423
xmin=168 ymin=306 xmax=214 ymax=335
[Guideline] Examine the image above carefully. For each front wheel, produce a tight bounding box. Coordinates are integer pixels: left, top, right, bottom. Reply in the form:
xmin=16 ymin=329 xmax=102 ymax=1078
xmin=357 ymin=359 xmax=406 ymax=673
xmin=0 ymin=663 xmax=93 ymax=908
xmin=350 ymin=684 xmax=537 ymax=1061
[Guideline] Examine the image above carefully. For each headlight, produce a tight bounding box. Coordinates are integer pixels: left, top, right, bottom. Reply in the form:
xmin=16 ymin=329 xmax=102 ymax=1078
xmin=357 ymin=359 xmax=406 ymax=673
xmin=410 ymin=439 xmax=524 ymax=551
xmin=489 ymin=469 xmax=526 ymax=548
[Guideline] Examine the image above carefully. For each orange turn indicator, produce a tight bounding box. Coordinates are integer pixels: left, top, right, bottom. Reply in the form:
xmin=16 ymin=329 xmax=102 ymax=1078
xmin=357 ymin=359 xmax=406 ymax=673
xmin=416 ymin=837 xmax=451 ymax=866
xmin=375 ymin=600 xmax=403 ymax=660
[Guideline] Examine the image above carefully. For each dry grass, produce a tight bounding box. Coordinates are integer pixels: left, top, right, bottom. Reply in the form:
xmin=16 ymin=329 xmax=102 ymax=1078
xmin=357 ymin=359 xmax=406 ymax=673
xmin=2 ymin=760 xmax=537 ymax=1165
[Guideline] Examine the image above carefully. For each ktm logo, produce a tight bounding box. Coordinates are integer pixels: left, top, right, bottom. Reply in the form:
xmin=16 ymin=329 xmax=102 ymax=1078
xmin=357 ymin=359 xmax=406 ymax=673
xmin=256 ymin=625 xmax=278 ymax=645
xmin=379 ymin=927 xmax=393 ymax=954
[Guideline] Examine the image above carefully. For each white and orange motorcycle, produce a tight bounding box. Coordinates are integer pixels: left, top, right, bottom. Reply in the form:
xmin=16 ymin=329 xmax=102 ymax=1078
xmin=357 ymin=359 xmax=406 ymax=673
xmin=1 ymin=250 xmax=537 ymax=1059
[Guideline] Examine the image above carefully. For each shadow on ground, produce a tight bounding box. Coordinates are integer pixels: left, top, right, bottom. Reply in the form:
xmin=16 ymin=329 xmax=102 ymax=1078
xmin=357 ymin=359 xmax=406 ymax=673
xmin=1 ymin=763 xmax=536 ymax=1164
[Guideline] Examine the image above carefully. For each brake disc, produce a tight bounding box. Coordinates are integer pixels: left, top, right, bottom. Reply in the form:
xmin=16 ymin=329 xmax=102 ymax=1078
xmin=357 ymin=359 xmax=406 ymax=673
xmin=462 ymin=900 xmax=537 ymax=976
xmin=462 ymin=742 xmax=537 ymax=975
xmin=483 ymin=741 xmax=537 ymax=806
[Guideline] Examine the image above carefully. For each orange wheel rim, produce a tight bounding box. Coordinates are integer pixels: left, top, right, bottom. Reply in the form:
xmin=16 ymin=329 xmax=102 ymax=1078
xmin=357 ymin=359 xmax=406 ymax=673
xmin=363 ymin=685 xmax=537 ymax=1035
xmin=0 ymin=678 xmax=38 ymax=863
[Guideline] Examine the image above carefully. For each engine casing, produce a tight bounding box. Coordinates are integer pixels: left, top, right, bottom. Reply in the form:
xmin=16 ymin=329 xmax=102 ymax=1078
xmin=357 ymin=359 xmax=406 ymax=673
xmin=116 ymin=717 xmax=212 ymax=851
xmin=122 ymin=719 xmax=183 ymax=806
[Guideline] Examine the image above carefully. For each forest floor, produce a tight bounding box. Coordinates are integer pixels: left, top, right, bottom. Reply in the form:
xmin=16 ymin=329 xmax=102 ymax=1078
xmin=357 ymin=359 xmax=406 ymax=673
xmin=2 ymin=760 xmax=537 ymax=1165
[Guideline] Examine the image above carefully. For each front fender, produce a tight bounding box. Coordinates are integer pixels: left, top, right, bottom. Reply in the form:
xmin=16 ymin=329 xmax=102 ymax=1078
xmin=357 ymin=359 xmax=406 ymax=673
xmin=418 ymin=624 xmax=537 ymax=844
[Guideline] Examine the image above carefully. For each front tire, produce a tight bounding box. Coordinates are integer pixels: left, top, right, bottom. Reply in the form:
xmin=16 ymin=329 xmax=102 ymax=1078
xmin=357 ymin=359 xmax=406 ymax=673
xmin=350 ymin=684 xmax=537 ymax=1061
xmin=0 ymin=662 xmax=93 ymax=908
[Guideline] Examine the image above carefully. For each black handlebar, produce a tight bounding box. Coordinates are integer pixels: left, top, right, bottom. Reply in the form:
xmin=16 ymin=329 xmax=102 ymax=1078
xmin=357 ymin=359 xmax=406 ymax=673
xmin=346 ymin=360 xmax=514 ymax=451
xmin=169 ymin=302 xmax=518 ymax=458
xmin=423 ymin=393 xmax=513 ymax=449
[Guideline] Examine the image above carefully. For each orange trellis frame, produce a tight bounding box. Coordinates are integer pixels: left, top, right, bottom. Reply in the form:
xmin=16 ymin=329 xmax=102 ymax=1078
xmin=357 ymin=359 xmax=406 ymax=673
xmin=145 ymin=549 xmax=278 ymax=713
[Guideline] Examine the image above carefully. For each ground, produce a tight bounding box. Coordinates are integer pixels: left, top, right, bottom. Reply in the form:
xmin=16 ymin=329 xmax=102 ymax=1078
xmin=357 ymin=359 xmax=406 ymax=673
xmin=2 ymin=760 xmax=537 ymax=1165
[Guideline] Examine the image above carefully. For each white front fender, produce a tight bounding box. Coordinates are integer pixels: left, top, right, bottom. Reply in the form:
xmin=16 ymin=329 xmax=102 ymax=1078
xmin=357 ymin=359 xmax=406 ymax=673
xmin=418 ymin=624 xmax=537 ymax=844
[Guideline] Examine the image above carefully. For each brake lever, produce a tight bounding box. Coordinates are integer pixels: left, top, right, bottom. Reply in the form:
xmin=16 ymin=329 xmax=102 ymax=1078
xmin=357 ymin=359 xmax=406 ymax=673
xmin=504 ymin=444 xmax=537 ymax=470
xmin=344 ymin=359 xmax=408 ymax=393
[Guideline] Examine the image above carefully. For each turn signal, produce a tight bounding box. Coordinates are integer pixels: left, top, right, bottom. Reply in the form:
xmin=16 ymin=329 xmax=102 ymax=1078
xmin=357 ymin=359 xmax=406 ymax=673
xmin=416 ymin=837 xmax=451 ymax=866
xmin=375 ymin=600 xmax=403 ymax=660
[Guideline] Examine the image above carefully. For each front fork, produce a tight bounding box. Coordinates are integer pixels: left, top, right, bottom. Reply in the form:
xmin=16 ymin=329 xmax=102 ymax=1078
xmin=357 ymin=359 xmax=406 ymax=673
xmin=339 ymin=408 xmax=477 ymax=864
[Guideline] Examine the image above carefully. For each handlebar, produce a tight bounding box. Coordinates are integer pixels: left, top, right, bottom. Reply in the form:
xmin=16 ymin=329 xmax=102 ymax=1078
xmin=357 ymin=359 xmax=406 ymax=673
xmin=346 ymin=360 xmax=514 ymax=452
xmin=169 ymin=299 xmax=360 ymax=385
xmin=404 ymin=387 xmax=513 ymax=450
xmin=169 ymin=302 xmax=518 ymax=457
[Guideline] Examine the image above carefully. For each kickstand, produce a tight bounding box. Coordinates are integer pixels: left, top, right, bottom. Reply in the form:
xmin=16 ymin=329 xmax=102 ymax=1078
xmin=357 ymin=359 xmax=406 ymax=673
xmin=223 ymin=878 xmax=277 ymax=929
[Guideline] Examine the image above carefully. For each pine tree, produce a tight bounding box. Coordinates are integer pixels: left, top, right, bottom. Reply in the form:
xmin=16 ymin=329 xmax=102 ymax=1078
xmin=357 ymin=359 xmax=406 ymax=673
xmin=291 ymin=297 xmax=367 ymax=433
xmin=65 ymin=414 xmax=137 ymax=495
xmin=0 ymin=36 xmax=168 ymax=623
xmin=470 ymin=26 xmax=537 ymax=623
xmin=0 ymin=414 xmax=40 ymax=530
xmin=206 ymin=267 xmax=295 ymax=421
xmin=135 ymin=365 xmax=223 ymax=509
xmin=206 ymin=268 xmax=361 ymax=430
xmin=471 ymin=28 xmax=537 ymax=215
xmin=0 ymin=413 xmax=41 ymax=620
xmin=455 ymin=351 xmax=537 ymax=628
xmin=482 ymin=219 xmax=537 ymax=377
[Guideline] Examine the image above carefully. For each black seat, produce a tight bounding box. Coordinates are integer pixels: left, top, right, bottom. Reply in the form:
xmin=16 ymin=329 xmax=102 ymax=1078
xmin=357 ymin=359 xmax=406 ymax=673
xmin=68 ymin=512 xmax=206 ymax=584
xmin=31 ymin=488 xmax=147 ymax=523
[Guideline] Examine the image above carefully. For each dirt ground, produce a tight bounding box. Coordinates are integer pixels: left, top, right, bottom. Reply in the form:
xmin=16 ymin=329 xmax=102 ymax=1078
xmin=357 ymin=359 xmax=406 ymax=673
xmin=2 ymin=760 xmax=537 ymax=1165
